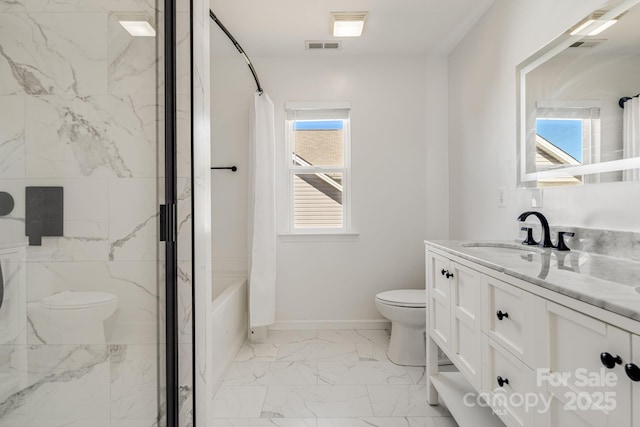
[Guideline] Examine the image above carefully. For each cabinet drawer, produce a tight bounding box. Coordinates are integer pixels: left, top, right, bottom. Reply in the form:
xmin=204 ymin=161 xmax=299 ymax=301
xmin=482 ymin=335 xmax=537 ymax=427
xmin=483 ymin=277 xmax=542 ymax=366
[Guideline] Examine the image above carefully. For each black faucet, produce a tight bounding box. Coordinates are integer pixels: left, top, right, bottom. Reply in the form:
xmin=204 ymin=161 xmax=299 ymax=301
xmin=517 ymin=211 xmax=554 ymax=248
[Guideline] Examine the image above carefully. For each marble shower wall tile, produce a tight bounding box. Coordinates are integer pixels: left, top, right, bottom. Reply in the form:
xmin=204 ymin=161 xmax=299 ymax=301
xmin=110 ymin=345 xmax=160 ymax=421
xmin=0 ymin=96 xmax=25 ymax=178
xmin=109 ymin=178 xmax=158 ymax=262
xmin=0 ymin=0 xmax=158 ymax=13
xmin=25 ymin=95 xmax=158 ymax=179
xmin=0 ymin=346 xmax=111 ymax=422
xmin=0 ymin=13 xmax=107 ymax=96
xmin=177 ymin=261 xmax=192 ymax=344
xmin=179 ymin=342 xmax=193 ymax=427
xmin=107 ymin=12 xmax=161 ymax=96
xmin=177 ymin=177 xmax=192 ymax=262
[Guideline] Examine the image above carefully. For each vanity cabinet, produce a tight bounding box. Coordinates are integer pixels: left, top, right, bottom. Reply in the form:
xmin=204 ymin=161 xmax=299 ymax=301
xmin=426 ymin=245 xmax=640 ymax=427
xmin=426 ymin=251 xmax=482 ymax=389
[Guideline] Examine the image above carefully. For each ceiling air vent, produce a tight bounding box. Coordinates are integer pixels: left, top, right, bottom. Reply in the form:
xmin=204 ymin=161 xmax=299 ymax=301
xmin=305 ymin=40 xmax=342 ymax=51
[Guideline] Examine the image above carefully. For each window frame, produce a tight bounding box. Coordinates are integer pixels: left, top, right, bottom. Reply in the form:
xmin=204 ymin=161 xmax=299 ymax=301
xmin=284 ymin=102 xmax=352 ymax=234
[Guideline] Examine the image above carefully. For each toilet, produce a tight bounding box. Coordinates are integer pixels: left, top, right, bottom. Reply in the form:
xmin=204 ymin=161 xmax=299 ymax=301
xmin=375 ymin=289 xmax=426 ymax=366
xmin=27 ymin=291 xmax=118 ymax=345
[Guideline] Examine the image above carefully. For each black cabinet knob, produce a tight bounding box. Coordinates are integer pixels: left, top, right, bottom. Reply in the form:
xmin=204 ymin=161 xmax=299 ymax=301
xmin=496 ymin=310 xmax=509 ymax=320
xmin=600 ymin=352 xmax=623 ymax=369
xmin=441 ymin=269 xmax=447 ymax=276
xmin=445 ymin=271 xmax=454 ymax=279
xmin=625 ymin=363 xmax=640 ymax=381
xmin=497 ymin=376 xmax=509 ymax=387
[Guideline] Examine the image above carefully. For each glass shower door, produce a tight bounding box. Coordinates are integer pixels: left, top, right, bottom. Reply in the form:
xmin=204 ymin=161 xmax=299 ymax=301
xmin=0 ymin=0 xmax=172 ymax=425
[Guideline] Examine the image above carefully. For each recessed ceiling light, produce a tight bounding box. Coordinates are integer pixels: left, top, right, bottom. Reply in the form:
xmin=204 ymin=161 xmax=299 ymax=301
xmin=119 ymin=20 xmax=156 ymax=37
xmin=330 ymin=12 xmax=369 ymax=38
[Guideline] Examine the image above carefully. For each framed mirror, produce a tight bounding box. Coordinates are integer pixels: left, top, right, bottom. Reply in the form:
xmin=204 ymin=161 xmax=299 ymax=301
xmin=517 ymin=0 xmax=640 ymax=187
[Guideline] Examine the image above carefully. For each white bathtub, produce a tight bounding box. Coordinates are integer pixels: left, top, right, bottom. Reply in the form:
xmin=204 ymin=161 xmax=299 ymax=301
xmin=210 ymin=274 xmax=247 ymax=396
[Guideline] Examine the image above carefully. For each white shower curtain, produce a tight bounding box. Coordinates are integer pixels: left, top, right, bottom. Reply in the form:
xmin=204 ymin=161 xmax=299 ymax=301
xmin=623 ymin=97 xmax=640 ymax=181
xmin=248 ymin=92 xmax=277 ymax=328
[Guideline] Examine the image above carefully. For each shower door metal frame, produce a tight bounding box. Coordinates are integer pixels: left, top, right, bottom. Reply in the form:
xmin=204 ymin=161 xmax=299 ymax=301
xmin=164 ymin=0 xmax=179 ymax=424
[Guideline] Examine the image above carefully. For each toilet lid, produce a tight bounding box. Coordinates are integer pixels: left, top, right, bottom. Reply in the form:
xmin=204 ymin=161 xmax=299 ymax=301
xmin=41 ymin=291 xmax=118 ymax=310
xmin=376 ymin=289 xmax=425 ymax=308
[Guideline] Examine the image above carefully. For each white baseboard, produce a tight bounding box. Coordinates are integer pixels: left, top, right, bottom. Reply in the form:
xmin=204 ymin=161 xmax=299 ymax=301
xmin=269 ymin=320 xmax=391 ymax=330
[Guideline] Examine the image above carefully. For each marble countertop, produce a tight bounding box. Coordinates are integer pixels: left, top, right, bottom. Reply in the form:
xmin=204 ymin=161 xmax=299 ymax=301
xmin=425 ymin=240 xmax=640 ymax=322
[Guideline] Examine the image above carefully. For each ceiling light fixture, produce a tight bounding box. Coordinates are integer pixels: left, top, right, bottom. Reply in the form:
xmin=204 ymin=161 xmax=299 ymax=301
xmin=587 ymin=19 xmax=618 ymax=36
xmin=569 ymin=10 xmax=620 ymax=36
xmin=569 ymin=19 xmax=596 ymax=35
xmin=119 ymin=19 xmax=156 ymax=37
xmin=330 ymin=12 xmax=369 ymax=38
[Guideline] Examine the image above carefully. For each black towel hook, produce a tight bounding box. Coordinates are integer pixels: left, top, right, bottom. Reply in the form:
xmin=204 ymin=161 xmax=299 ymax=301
xmin=211 ymin=166 xmax=238 ymax=172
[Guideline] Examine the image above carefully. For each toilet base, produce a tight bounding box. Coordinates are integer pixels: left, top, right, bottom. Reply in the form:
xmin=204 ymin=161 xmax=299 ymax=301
xmin=387 ymin=323 xmax=426 ymax=367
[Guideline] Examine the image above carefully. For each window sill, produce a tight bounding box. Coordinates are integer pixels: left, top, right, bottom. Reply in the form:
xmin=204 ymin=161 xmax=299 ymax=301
xmin=278 ymin=232 xmax=359 ymax=242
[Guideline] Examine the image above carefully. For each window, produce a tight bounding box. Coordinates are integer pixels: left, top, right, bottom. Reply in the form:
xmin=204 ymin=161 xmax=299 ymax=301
xmin=285 ymin=102 xmax=351 ymax=232
xmin=534 ymin=102 xmax=601 ymax=186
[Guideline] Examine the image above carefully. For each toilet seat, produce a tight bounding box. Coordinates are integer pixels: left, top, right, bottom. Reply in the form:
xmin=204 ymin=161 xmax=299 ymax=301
xmin=41 ymin=291 xmax=118 ymax=310
xmin=375 ymin=289 xmax=425 ymax=308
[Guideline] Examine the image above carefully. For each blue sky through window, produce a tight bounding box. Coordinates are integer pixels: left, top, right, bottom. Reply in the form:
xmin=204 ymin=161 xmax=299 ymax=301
xmin=536 ymin=119 xmax=582 ymax=162
xmin=294 ymin=120 xmax=343 ymax=131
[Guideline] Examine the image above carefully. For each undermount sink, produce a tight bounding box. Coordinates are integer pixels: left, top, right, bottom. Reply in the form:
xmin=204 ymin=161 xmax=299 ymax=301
xmin=461 ymin=242 xmax=543 ymax=254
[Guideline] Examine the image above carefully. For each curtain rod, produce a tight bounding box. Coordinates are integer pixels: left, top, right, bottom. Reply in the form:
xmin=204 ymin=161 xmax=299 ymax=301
xmin=209 ymin=10 xmax=263 ymax=95
xmin=619 ymin=93 xmax=639 ymax=108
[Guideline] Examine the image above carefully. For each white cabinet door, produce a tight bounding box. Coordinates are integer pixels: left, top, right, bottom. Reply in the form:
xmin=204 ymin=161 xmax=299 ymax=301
xmin=427 ymin=251 xmax=451 ymax=350
xmin=450 ymin=262 xmax=482 ymax=389
xmin=540 ymin=301 xmax=631 ymax=427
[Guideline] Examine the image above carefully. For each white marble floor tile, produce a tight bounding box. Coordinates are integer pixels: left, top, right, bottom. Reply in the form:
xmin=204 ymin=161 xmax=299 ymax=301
xmin=426 ymin=417 xmax=458 ymax=427
xmin=317 ymin=330 xmax=390 ymax=346
xmin=355 ymin=344 xmax=391 ymax=362
xmin=223 ymin=362 xmax=318 ymax=386
xmin=263 ymin=330 xmax=318 ymax=344
xmin=277 ymin=343 xmax=359 ymax=362
xmin=211 ymin=419 xmax=316 ymax=427
xmin=317 ymin=418 xmax=427 ymax=427
xmin=367 ymin=386 xmax=449 ymax=417
xmin=211 ymin=386 xmax=268 ymax=418
xmin=404 ymin=367 xmax=426 ymax=384
xmin=235 ymin=342 xmax=280 ymax=362
xmin=262 ymin=385 xmax=373 ymax=418
xmin=109 ymin=420 xmax=160 ymax=427
xmin=318 ymin=362 xmax=414 ymax=385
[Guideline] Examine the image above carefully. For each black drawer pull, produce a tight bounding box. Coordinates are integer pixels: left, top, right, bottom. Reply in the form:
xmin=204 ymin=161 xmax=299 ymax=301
xmin=497 ymin=376 xmax=509 ymax=387
xmin=445 ymin=271 xmax=454 ymax=279
xmin=600 ymin=352 xmax=622 ymax=369
xmin=625 ymin=363 xmax=640 ymax=381
xmin=496 ymin=310 xmax=509 ymax=320
xmin=441 ymin=269 xmax=447 ymax=276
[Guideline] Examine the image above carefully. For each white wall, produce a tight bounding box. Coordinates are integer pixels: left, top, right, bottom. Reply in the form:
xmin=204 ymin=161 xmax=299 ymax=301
xmin=211 ymin=53 xmax=445 ymax=322
xmin=448 ymin=0 xmax=640 ymax=239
